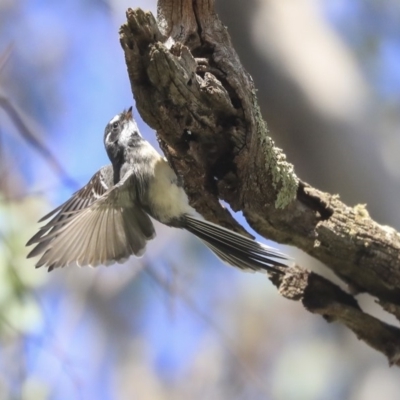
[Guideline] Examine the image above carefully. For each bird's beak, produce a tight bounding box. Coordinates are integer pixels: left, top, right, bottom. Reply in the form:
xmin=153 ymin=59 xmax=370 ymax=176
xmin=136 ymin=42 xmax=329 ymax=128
xmin=126 ymin=106 xmax=133 ymax=120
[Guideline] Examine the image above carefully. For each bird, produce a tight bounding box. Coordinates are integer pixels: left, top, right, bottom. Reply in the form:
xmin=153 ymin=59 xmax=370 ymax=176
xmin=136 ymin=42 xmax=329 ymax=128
xmin=26 ymin=107 xmax=290 ymax=273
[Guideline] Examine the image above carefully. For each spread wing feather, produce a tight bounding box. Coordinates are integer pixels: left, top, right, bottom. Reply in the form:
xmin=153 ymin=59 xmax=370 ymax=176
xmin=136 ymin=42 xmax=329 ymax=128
xmin=26 ymin=165 xmax=114 ymax=257
xmin=27 ymin=168 xmax=155 ymax=271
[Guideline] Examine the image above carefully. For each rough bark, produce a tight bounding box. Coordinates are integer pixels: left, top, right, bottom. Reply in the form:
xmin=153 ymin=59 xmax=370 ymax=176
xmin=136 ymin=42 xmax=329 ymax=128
xmin=119 ymin=0 xmax=400 ymax=365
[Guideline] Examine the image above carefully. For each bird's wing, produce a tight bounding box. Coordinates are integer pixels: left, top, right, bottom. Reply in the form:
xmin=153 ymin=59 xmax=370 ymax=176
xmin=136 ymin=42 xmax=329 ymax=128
xmin=38 ymin=165 xmax=114 ymax=222
xmin=27 ymin=168 xmax=155 ymax=271
xmin=26 ymin=165 xmax=114 ymax=257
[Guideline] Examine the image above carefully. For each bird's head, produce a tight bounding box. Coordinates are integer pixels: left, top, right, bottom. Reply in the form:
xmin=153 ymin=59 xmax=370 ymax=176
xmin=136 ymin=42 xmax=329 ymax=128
xmin=103 ymin=106 xmax=142 ymax=163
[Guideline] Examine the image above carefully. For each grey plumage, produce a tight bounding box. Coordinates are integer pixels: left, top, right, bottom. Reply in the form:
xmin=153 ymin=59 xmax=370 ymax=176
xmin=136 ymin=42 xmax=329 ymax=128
xmin=27 ymin=107 xmax=290 ymax=273
xmin=26 ymin=166 xmax=114 ymax=260
xmin=27 ymin=168 xmax=155 ymax=271
xmin=182 ymin=215 xmax=286 ymax=271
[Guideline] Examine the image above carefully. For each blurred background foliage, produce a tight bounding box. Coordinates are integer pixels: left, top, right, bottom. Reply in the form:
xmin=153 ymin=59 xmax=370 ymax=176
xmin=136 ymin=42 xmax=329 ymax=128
xmin=1 ymin=0 xmax=400 ymax=399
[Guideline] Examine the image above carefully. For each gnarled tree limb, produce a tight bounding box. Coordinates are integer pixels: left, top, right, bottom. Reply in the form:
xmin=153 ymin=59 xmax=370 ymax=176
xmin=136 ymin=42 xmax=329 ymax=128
xmin=119 ymin=0 xmax=400 ymax=365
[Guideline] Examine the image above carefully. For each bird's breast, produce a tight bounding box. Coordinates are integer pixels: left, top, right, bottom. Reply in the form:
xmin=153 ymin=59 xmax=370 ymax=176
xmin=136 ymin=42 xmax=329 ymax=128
xmin=147 ymin=158 xmax=194 ymax=224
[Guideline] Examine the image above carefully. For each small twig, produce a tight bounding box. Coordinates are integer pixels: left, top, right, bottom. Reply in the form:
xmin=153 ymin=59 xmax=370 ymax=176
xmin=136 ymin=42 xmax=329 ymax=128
xmin=0 ymin=43 xmax=13 ymax=74
xmin=0 ymin=96 xmax=78 ymax=189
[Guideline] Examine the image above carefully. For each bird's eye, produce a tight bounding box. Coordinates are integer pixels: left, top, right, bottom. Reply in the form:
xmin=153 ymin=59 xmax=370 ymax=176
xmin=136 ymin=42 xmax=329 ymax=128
xmin=113 ymin=121 xmax=119 ymax=129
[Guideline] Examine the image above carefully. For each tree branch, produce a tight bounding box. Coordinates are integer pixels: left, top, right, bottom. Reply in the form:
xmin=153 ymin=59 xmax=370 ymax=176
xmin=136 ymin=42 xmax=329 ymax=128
xmin=119 ymin=0 xmax=400 ymax=365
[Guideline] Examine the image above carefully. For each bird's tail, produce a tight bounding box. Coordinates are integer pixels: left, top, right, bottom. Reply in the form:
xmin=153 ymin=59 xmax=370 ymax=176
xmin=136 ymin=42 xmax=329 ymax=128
xmin=181 ymin=214 xmax=289 ymax=273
